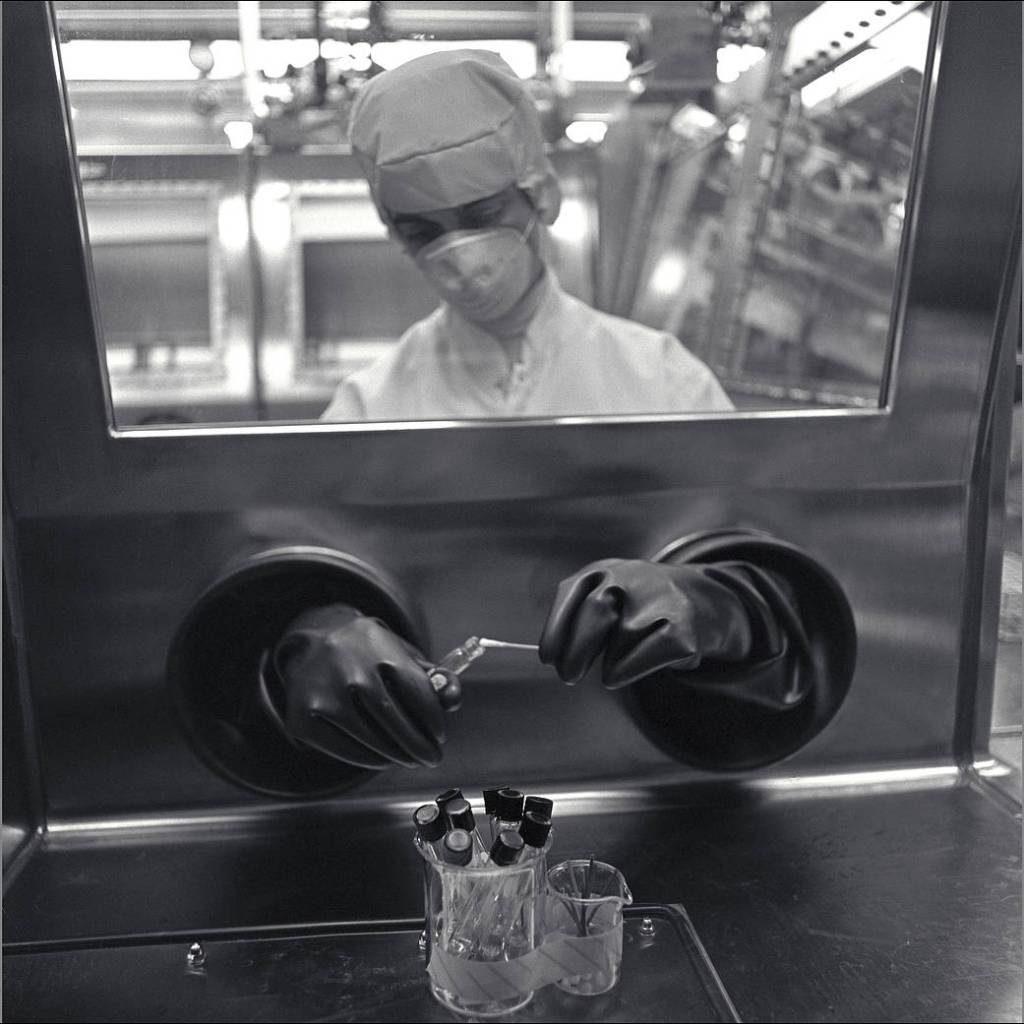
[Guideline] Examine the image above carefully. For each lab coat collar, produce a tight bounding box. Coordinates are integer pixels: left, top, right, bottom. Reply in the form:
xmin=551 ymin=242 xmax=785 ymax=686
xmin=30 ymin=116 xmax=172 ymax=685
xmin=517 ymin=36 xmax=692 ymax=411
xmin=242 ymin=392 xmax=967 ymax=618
xmin=441 ymin=270 xmax=562 ymax=392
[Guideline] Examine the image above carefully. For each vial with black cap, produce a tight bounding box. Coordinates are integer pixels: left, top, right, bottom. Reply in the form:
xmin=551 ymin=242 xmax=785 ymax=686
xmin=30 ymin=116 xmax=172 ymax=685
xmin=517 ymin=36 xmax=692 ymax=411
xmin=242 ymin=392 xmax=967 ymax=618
xmin=446 ymin=798 xmax=488 ymax=863
xmin=489 ymin=828 xmax=525 ymax=867
xmin=494 ymin=787 xmax=525 ymax=836
xmin=435 ymin=788 xmax=464 ymax=820
xmin=524 ymin=795 xmax=554 ymax=820
xmin=440 ymin=829 xmax=476 ymax=958
xmin=518 ymin=811 xmax=552 ymax=943
xmin=414 ymin=803 xmax=452 ymax=963
xmin=413 ymin=803 xmax=448 ymax=861
xmin=518 ymin=811 xmax=552 ymax=860
xmin=482 ymin=786 xmax=506 ymax=844
xmin=442 ymin=828 xmax=474 ymax=867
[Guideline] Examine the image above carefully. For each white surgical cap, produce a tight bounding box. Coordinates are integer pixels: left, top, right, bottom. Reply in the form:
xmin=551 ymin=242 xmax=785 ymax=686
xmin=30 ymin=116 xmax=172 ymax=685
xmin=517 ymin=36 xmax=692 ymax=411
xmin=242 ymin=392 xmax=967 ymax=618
xmin=348 ymin=49 xmax=562 ymax=227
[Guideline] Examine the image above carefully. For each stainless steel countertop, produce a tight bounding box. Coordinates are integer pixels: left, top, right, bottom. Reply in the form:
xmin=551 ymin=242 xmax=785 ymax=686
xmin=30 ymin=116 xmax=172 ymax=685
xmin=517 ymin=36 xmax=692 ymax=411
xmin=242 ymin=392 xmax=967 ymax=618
xmin=4 ymin=775 xmax=1020 ymax=1022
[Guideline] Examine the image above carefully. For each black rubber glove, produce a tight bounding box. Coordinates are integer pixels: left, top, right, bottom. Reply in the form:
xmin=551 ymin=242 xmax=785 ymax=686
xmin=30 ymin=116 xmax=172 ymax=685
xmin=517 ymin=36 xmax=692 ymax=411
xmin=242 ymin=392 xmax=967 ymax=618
xmin=259 ymin=604 xmax=451 ymax=770
xmin=540 ymin=558 xmax=801 ymax=694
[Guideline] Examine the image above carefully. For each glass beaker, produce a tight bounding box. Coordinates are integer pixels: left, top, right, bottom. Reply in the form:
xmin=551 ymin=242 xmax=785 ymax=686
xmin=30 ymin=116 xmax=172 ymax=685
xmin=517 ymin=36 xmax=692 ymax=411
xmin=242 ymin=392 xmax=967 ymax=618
xmin=545 ymin=859 xmax=633 ymax=996
xmin=419 ymin=845 xmax=537 ymax=1017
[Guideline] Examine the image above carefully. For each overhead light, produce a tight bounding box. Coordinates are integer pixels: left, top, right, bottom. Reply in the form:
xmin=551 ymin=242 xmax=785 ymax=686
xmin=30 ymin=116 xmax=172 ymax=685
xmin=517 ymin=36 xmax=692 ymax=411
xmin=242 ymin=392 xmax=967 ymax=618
xmin=256 ymin=181 xmax=291 ymax=201
xmin=253 ymin=186 xmax=291 ymax=248
xmin=61 ymin=39 xmax=195 ymax=81
xmin=188 ymin=39 xmax=215 ymax=76
xmin=208 ymin=40 xmax=243 ymax=79
xmin=218 ymin=194 xmax=249 ymax=250
xmin=223 ymin=120 xmax=254 ymax=150
xmin=564 ymin=120 xmax=608 ymax=145
xmin=559 ymin=41 xmax=631 ymax=83
xmin=717 ymin=44 xmax=766 ymax=84
xmin=258 ymin=39 xmax=319 ymax=79
xmin=320 ymin=40 xmax=348 ymax=59
xmin=370 ymin=40 xmax=537 ymax=79
xmin=323 ymin=1 xmax=374 ymax=34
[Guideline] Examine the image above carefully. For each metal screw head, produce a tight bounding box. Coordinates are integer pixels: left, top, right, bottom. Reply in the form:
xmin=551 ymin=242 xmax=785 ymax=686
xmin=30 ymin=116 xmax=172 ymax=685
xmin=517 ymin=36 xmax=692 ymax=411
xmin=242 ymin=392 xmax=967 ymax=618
xmin=639 ymin=916 xmax=657 ymax=937
xmin=187 ymin=941 xmax=206 ymax=967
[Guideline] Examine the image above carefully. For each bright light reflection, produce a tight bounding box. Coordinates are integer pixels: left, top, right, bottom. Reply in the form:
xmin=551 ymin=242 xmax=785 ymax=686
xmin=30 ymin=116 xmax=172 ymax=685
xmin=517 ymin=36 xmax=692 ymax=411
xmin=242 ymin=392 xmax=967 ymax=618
xmin=61 ymin=40 xmax=196 ymax=81
xmin=872 ymin=9 xmax=930 ymax=72
xmin=802 ymin=11 xmax=930 ymax=111
xmin=548 ymin=196 xmax=590 ymax=244
xmin=253 ymin=190 xmax=291 ymax=249
xmin=223 ymin=120 xmax=254 ymax=150
xmin=717 ymin=44 xmax=766 ymax=84
xmin=370 ymin=39 xmax=537 ymax=79
xmin=208 ymin=40 xmax=243 ymax=78
xmin=218 ymin=194 xmax=249 ymax=250
xmin=257 ymin=181 xmax=291 ymax=202
xmin=649 ymin=253 xmax=688 ymax=296
xmin=258 ymin=38 xmax=319 ymax=79
xmin=559 ymin=40 xmax=631 ymax=82
xmin=801 ymin=47 xmax=893 ymax=109
xmin=564 ymin=120 xmax=608 ymax=145
xmin=727 ymin=120 xmax=748 ymax=144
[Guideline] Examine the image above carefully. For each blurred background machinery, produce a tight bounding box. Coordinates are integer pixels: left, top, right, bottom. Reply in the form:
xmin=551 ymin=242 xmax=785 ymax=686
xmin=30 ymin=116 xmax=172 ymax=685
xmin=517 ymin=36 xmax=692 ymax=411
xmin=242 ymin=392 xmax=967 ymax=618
xmin=54 ymin=0 xmax=936 ymax=424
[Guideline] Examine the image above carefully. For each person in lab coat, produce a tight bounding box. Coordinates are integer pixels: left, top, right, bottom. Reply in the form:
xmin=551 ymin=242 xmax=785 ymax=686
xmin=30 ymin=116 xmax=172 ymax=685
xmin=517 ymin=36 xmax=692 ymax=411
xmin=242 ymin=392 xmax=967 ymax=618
xmin=254 ymin=54 xmax=847 ymax=773
xmin=321 ymin=49 xmax=733 ymax=421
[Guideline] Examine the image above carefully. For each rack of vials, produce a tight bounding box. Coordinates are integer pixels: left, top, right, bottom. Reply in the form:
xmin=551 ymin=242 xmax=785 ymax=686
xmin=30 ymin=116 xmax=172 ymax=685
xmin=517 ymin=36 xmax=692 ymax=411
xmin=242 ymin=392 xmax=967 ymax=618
xmin=413 ymin=786 xmax=632 ymax=1018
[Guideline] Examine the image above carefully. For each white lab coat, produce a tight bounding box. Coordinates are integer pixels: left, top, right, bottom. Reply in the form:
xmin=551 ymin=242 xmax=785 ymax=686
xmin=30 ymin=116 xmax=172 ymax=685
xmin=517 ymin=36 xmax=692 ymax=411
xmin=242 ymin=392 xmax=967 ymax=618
xmin=322 ymin=276 xmax=734 ymax=421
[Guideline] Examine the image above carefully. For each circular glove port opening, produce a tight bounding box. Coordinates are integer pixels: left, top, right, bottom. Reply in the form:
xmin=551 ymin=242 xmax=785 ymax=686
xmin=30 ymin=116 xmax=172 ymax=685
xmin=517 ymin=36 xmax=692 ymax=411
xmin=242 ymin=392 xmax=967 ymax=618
xmin=625 ymin=529 xmax=857 ymax=772
xmin=167 ymin=546 xmax=425 ymax=798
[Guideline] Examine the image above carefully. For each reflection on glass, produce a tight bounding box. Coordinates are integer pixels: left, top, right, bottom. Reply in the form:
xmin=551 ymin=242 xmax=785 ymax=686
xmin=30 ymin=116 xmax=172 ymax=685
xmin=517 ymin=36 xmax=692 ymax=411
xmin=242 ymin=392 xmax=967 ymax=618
xmin=54 ymin=1 xmax=934 ymax=427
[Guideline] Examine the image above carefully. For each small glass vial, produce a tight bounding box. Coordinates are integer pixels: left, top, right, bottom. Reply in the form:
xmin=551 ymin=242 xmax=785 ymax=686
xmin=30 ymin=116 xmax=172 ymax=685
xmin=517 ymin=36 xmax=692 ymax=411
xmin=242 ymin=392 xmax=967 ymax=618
xmin=445 ymin=798 xmax=488 ymax=863
xmin=489 ymin=829 xmax=525 ymax=867
xmin=415 ymin=802 xmax=450 ymax=962
xmin=435 ymin=788 xmax=464 ymax=819
xmin=440 ymin=829 xmax=475 ymax=958
xmin=518 ymin=812 xmax=552 ymax=945
xmin=494 ymin=788 xmax=525 ymax=835
xmin=443 ymin=828 xmax=474 ymax=867
xmin=523 ymin=795 xmax=554 ymax=820
xmin=482 ymin=786 xmax=506 ymax=845
xmin=414 ymin=803 xmax=448 ymax=861
xmin=518 ymin=811 xmax=552 ymax=860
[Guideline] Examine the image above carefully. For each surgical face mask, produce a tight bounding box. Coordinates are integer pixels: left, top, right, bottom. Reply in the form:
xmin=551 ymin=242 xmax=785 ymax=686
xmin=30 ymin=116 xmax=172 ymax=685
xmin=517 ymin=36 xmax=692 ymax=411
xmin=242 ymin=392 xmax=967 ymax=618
xmin=413 ymin=216 xmax=539 ymax=324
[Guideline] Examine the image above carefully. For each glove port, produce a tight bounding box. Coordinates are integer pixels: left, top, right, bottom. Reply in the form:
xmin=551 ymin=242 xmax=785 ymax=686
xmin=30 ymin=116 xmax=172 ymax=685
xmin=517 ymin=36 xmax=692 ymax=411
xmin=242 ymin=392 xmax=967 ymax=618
xmin=167 ymin=546 xmax=427 ymax=797
xmin=625 ymin=529 xmax=857 ymax=771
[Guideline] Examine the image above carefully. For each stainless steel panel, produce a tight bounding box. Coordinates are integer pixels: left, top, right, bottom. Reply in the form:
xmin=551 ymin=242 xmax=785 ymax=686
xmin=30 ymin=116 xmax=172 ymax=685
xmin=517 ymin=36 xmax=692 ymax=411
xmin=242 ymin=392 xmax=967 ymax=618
xmin=2 ymin=2 xmax=1021 ymax=1020
xmin=4 ymin=0 xmax=1020 ymax=813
